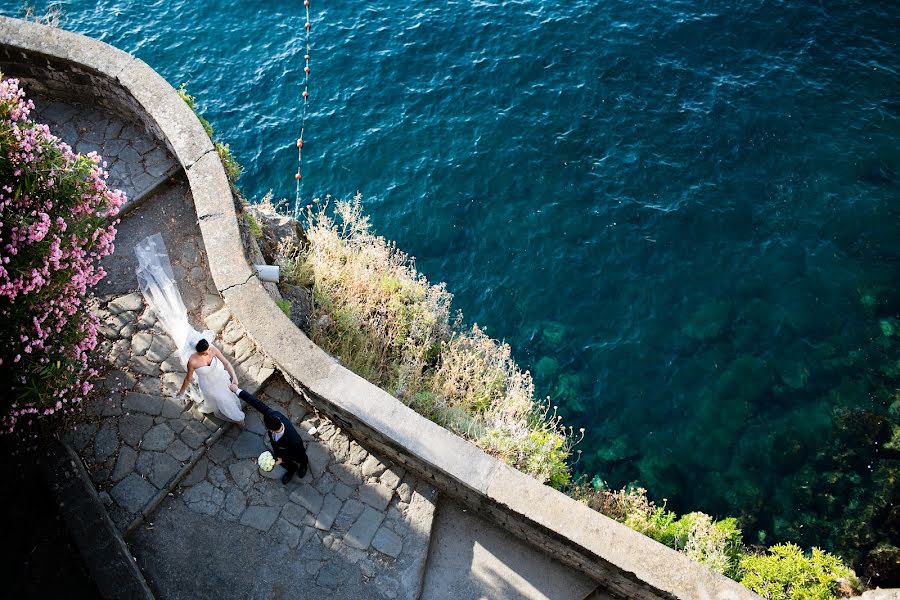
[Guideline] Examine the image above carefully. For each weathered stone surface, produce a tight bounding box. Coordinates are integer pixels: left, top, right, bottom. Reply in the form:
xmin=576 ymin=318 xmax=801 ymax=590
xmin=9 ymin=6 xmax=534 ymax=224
xmin=306 ymin=442 xmax=330 ymax=478
xmin=228 ymin=460 xmax=256 ymax=490
xmin=141 ymin=423 xmax=174 ymax=451
xmin=314 ymin=473 xmax=335 ymax=496
xmin=165 ymin=438 xmax=191 ymax=462
xmin=344 ymin=506 xmax=385 ymax=550
xmin=94 ymin=422 xmax=118 ymax=462
xmin=232 ymin=431 xmax=264 ymax=459
xmin=183 ymin=480 xmax=222 ymax=516
xmin=289 ymin=484 xmax=323 ymax=514
xmin=135 ymin=376 xmax=161 ymax=395
xmin=259 ymin=464 xmax=287 ymax=481
xmin=288 ymin=398 xmax=307 ymax=422
xmin=281 ymin=502 xmax=308 ymax=527
xmin=160 ymin=397 xmax=184 ymax=419
xmin=314 ymin=494 xmax=342 ymax=531
xmin=223 ymin=320 xmax=244 ymax=345
xmin=240 ymin=506 xmax=280 ymax=532
xmin=180 ymin=421 xmax=208 ymax=449
xmin=244 ymin=412 xmax=266 ymax=436
xmin=109 ymin=292 xmax=143 ymax=313
xmin=372 ymin=526 xmax=403 ymax=558
xmin=103 ymin=369 xmax=135 ymax=391
xmin=206 ymin=442 xmax=232 ymax=465
xmin=160 ymin=372 xmax=184 ymax=395
xmin=224 ymin=488 xmax=246 ymax=517
xmin=396 ymin=482 xmax=413 ymax=504
xmin=135 ymin=451 xmax=153 ymax=477
xmin=359 ymin=483 xmax=393 ymax=511
xmin=334 ymin=498 xmax=365 ymax=530
xmin=380 ymin=467 xmax=403 ymax=490
xmin=131 ymin=356 xmax=159 ymax=376
xmin=360 ymin=454 xmax=386 ymax=478
xmin=119 ymin=413 xmax=153 ymax=448
xmin=348 ymin=441 xmax=368 ymax=466
xmin=181 ymin=456 xmax=208 ymax=487
xmin=160 ymin=354 xmax=183 ymax=373
xmin=329 ymin=463 xmax=362 ymax=486
xmin=131 ymin=332 xmax=153 ymax=356
xmin=64 ymin=423 xmax=98 ymax=452
xmin=149 ymin=452 xmax=181 ymax=488
xmin=110 ymin=473 xmax=156 ymax=514
xmin=123 ymin=392 xmax=164 ymax=416
xmin=315 ymin=563 xmax=340 ymax=590
xmin=208 ymin=465 xmax=228 ymax=488
xmin=333 ymin=482 xmax=353 ymax=501
xmin=204 ymin=306 xmax=231 ymax=335
xmin=276 ymin=518 xmax=302 ymax=548
xmin=111 ymin=445 xmax=137 ymax=483
xmin=145 ymin=337 xmax=172 ymax=363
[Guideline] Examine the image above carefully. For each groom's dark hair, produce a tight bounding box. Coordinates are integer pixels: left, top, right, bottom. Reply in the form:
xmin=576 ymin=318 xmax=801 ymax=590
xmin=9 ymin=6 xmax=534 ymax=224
xmin=264 ymin=414 xmax=283 ymax=431
xmin=195 ymin=339 xmax=209 ymax=352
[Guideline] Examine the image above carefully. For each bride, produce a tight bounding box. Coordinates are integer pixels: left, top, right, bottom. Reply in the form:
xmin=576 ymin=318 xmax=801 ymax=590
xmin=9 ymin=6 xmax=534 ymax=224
xmin=134 ymin=234 xmax=245 ymax=424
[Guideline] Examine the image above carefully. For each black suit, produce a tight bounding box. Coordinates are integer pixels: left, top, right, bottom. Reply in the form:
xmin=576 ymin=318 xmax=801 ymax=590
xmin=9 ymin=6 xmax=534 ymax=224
xmin=238 ymin=389 xmax=308 ymax=478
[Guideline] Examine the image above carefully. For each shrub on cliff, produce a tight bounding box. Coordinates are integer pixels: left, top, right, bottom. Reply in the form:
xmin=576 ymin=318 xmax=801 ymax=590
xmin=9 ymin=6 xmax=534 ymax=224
xmin=286 ymin=195 xmax=575 ymax=485
xmin=739 ymin=544 xmax=856 ymax=599
xmin=0 ymin=76 xmax=124 ymax=432
xmin=581 ymin=486 xmax=744 ymax=577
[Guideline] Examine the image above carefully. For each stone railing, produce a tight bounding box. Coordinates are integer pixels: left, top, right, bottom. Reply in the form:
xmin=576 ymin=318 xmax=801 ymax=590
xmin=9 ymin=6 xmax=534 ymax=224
xmin=0 ymin=17 xmax=758 ymax=600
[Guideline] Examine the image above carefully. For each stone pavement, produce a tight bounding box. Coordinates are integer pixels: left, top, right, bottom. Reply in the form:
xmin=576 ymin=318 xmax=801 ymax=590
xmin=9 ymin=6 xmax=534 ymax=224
xmin=33 ymin=96 xmax=179 ymax=213
xmin=422 ymin=499 xmax=605 ymax=600
xmin=132 ymin=375 xmax=437 ymax=600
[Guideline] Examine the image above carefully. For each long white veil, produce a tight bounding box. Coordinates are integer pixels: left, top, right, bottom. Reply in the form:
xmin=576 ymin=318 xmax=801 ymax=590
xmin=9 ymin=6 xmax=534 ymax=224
xmin=134 ymin=234 xmax=213 ymax=371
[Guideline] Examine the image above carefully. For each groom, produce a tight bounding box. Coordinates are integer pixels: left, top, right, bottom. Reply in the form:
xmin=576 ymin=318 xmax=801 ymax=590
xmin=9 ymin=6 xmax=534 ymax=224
xmin=229 ymin=383 xmax=308 ymax=484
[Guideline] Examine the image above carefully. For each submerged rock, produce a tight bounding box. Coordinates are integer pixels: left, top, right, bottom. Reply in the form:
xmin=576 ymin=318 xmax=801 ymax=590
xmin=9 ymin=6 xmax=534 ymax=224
xmin=540 ymin=321 xmax=567 ymax=348
xmin=778 ymin=360 xmax=810 ymax=390
xmin=532 ymin=356 xmax=559 ymax=382
xmin=552 ymin=372 xmax=584 ymax=412
xmin=860 ymin=293 xmax=877 ymax=311
xmin=682 ymin=301 xmax=731 ymax=340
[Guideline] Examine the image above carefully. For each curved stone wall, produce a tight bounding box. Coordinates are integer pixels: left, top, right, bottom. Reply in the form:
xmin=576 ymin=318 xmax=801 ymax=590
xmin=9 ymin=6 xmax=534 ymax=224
xmin=0 ymin=17 xmax=758 ymax=600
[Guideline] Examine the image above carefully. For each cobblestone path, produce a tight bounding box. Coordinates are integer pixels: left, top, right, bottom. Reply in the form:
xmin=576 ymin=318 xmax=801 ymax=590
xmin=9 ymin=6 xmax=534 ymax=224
xmin=33 ymin=96 xmax=178 ymax=213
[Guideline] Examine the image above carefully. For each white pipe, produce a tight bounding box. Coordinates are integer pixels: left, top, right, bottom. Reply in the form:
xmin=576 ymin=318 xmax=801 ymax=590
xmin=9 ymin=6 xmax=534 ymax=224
xmin=254 ymin=264 xmax=280 ymax=283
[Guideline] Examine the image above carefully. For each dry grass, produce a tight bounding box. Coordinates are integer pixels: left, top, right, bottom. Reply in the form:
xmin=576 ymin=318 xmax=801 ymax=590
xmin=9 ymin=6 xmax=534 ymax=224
xmin=281 ymin=194 xmax=576 ymax=485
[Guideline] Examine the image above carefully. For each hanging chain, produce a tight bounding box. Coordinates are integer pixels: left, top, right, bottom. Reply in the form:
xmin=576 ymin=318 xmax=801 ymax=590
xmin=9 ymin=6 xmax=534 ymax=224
xmin=293 ymin=0 xmax=312 ymax=218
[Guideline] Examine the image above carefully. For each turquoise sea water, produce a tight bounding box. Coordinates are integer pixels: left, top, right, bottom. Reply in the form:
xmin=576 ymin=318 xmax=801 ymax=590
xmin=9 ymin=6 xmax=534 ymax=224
xmin=8 ymin=1 xmax=899 ymax=564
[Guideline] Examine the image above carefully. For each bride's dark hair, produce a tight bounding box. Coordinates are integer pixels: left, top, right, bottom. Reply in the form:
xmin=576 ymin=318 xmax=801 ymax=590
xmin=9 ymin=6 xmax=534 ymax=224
xmin=195 ymin=339 xmax=210 ymax=353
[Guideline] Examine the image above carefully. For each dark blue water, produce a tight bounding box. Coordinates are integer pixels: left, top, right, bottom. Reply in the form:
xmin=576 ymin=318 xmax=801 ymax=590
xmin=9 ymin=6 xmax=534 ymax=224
xmin=8 ymin=1 xmax=899 ymax=563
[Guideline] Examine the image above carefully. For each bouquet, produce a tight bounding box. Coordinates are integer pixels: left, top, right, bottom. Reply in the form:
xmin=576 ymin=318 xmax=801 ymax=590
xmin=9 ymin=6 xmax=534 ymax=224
xmin=257 ymin=451 xmax=276 ymax=472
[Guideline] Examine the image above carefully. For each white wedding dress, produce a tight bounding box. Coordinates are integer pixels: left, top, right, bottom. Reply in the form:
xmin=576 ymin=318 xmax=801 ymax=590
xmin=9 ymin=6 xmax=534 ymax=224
xmin=134 ymin=234 xmax=244 ymax=423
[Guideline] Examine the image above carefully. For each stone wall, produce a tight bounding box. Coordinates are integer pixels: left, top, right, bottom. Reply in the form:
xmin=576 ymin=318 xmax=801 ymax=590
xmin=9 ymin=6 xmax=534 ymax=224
xmin=0 ymin=17 xmax=759 ymax=600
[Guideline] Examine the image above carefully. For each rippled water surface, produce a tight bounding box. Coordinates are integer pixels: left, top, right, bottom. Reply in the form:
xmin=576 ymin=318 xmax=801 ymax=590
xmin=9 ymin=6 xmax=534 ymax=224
xmin=8 ymin=0 xmax=899 ymax=563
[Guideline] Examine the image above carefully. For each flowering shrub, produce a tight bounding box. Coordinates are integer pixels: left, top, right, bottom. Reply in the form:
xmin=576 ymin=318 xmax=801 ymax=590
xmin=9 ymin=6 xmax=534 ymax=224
xmin=0 ymin=76 xmax=124 ymax=431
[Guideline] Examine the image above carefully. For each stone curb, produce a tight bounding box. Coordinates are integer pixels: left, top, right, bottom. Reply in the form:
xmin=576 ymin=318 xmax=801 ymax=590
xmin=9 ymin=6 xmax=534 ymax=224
xmin=0 ymin=17 xmax=759 ymax=599
xmin=40 ymin=438 xmax=155 ymax=600
xmin=123 ymin=422 xmax=232 ymax=538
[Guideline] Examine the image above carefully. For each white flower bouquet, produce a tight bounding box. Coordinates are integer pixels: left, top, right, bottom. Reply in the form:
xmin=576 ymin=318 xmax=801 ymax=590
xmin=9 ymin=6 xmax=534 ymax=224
xmin=257 ymin=451 xmax=276 ymax=472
